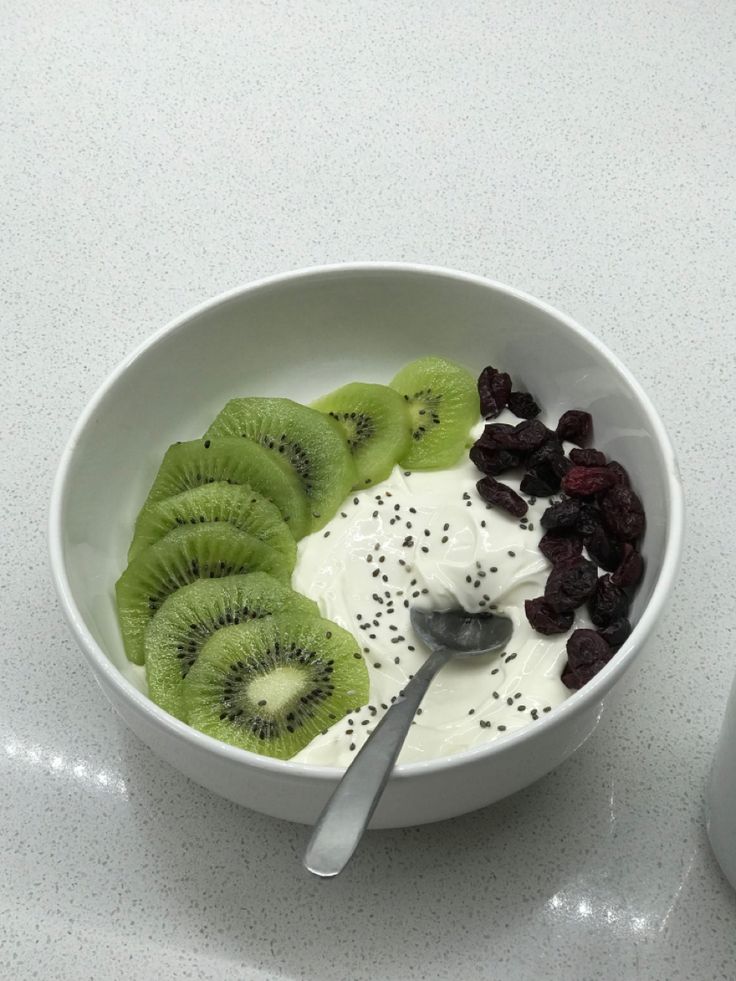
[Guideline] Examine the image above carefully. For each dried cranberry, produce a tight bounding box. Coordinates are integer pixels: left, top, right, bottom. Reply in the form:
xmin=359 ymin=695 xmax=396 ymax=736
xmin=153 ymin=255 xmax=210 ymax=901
xmin=606 ymin=460 xmax=631 ymax=488
xmin=562 ymin=629 xmax=613 ymax=689
xmin=476 ymin=476 xmax=528 ymax=517
xmin=544 ymin=557 xmax=598 ymax=612
xmin=588 ymin=574 xmax=630 ymax=628
xmin=601 ymin=485 xmax=645 ymax=542
xmin=478 ymin=366 xmax=511 ymax=418
xmin=576 ymin=502 xmax=602 ymax=536
xmin=469 ymin=443 xmax=521 ymax=476
xmin=524 ymin=597 xmax=574 ymax=635
xmin=520 ymin=466 xmax=559 ymax=497
xmin=562 ymin=466 xmax=618 ymax=496
xmin=539 ymin=529 xmax=583 ymax=564
xmin=584 ymin=525 xmax=621 ymax=572
xmin=556 ymin=409 xmax=592 ymax=446
xmin=541 ymin=498 xmax=581 ymax=530
xmin=569 ymin=447 xmax=607 ymax=467
xmin=610 ymin=544 xmax=644 ymax=588
xmin=597 ymin=617 xmax=632 ymax=649
xmin=507 ymin=391 xmax=541 ymax=419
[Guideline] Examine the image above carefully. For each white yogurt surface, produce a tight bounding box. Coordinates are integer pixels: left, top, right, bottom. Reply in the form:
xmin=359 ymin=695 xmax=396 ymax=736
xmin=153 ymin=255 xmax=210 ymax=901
xmin=292 ymin=423 xmax=582 ymax=766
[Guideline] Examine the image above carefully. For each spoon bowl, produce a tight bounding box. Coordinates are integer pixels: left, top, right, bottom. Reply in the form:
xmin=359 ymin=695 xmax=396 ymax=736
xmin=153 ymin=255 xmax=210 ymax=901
xmin=410 ymin=607 xmax=513 ymax=657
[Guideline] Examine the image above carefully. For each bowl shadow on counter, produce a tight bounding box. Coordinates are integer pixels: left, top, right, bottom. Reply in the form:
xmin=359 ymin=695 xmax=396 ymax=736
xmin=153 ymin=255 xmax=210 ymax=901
xmin=118 ymin=720 xmax=657 ymax=979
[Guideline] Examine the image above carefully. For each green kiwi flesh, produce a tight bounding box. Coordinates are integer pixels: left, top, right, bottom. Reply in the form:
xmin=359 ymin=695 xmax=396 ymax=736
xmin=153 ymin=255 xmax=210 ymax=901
xmin=145 ymin=573 xmax=319 ymax=721
xmin=115 ymin=524 xmax=292 ymax=665
xmin=128 ymin=482 xmax=297 ymax=568
xmin=311 ymin=382 xmax=412 ymax=489
xmin=135 ymin=438 xmax=309 ymax=539
xmin=389 ymin=356 xmax=479 ymax=469
xmin=204 ymin=397 xmax=356 ymax=531
xmin=184 ymin=613 xmax=369 ymax=759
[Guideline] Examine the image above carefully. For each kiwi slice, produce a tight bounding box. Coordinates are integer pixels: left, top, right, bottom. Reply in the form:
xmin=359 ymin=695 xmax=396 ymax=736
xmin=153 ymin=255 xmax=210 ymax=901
xmin=204 ymin=397 xmax=356 ymax=531
xmin=311 ymin=382 xmax=412 ymax=489
xmin=129 ymin=482 xmax=296 ymax=567
xmin=389 ymin=356 xmax=479 ymax=469
xmin=135 ymin=438 xmax=309 ymax=539
xmin=115 ymin=524 xmax=292 ymax=665
xmin=145 ymin=573 xmax=319 ymax=721
xmin=183 ymin=613 xmax=369 ymax=759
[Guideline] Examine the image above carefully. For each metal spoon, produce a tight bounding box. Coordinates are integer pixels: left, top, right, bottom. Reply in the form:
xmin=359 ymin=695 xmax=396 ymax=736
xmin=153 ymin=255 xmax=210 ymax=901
xmin=303 ymin=607 xmax=513 ymax=878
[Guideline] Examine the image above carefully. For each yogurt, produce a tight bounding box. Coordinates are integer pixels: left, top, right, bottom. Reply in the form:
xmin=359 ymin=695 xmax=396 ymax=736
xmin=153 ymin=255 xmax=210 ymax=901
xmin=292 ymin=426 xmax=581 ymax=766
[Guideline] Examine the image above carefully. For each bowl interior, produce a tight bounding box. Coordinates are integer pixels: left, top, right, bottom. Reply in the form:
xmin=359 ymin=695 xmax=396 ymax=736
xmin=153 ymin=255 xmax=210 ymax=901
xmin=58 ymin=266 xmax=675 ymax=703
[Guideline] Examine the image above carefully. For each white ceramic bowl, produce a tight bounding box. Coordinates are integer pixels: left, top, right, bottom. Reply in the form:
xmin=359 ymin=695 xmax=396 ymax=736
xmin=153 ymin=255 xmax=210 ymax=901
xmin=49 ymin=263 xmax=684 ymax=828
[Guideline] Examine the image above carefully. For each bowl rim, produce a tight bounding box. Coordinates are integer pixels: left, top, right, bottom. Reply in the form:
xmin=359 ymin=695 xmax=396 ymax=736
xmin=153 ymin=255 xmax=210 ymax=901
xmin=48 ymin=261 xmax=685 ymax=781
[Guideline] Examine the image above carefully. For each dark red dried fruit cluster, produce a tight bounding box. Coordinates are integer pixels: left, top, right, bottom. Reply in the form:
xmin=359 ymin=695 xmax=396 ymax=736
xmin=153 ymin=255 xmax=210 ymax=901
xmin=472 ymin=364 xmax=648 ymax=692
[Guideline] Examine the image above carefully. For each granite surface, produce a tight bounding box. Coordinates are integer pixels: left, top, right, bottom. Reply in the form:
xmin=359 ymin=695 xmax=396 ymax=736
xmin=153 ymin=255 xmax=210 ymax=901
xmin=2 ymin=1 xmax=735 ymax=978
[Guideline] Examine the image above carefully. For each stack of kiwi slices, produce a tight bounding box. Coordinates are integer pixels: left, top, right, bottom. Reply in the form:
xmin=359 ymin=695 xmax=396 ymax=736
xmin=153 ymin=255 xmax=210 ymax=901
xmin=115 ymin=355 xmax=479 ymax=759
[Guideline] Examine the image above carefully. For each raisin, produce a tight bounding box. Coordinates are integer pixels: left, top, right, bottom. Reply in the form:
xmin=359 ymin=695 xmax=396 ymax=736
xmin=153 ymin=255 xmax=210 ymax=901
xmin=601 ymin=485 xmax=645 ymax=541
xmin=529 ymin=438 xmax=571 ymax=479
xmin=607 ymin=460 xmax=631 ymax=488
xmin=539 ymin=529 xmax=583 ymax=564
xmin=597 ymin=617 xmax=632 ymax=649
xmin=520 ymin=466 xmax=558 ymax=497
xmin=569 ymin=447 xmax=607 ymax=467
xmin=551 ymin=455 xmax=572 ymax=479
xmin=541 ymin=498 xmax=581 ymax=530
xmin=562 ymin=629 xmax=613 ymax=689
xmin=524 ymin=597 xmax=574 ymax=635
xmin=538 ymin=462 xmax=563 ymax=493
xmin=478 ymin=366 xmax=511 ymax=418
xmin=610 ymin=544 xmax=644 ymax=588
xmin=507 ymin=391 xmax=541 ymax=419
xmin=584 ymin=525 xmax=621 ymax=572
xmin=544 ymin=557 xmax=598 ymax=612
xmin=469 ymin=443 xmax=521 ymax=475
xmin=510 ymin=419 xmax=551 ymax=451
xmin=476 ymin=476 xmax=528 ymax=517
xmin=529 ymin=437 xmax=564 ymax=467
xmin=588 ymin=574 xmax=630 ymax=628
xmin=482 ymin=419 xmax=549 ymax=453
xmin=478 ymin=422 xmax=518 ymax=447
xmin=562 ymin=466 xmax=618 ymax=496
xmin=575 ymin=502 xmax=603 ymax=536
xmin=556 ymin=409 xmax=592 ymax=446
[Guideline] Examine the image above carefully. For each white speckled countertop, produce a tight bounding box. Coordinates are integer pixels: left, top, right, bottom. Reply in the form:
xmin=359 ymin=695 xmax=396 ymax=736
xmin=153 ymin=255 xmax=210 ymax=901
xmin=3 ymin=2 xmax=735 ymax=978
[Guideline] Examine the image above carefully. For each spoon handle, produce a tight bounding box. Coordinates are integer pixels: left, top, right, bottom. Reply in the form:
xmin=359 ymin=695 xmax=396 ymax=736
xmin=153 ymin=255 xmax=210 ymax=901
xmin=304 ymin=645 xmax=451 ymax=878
